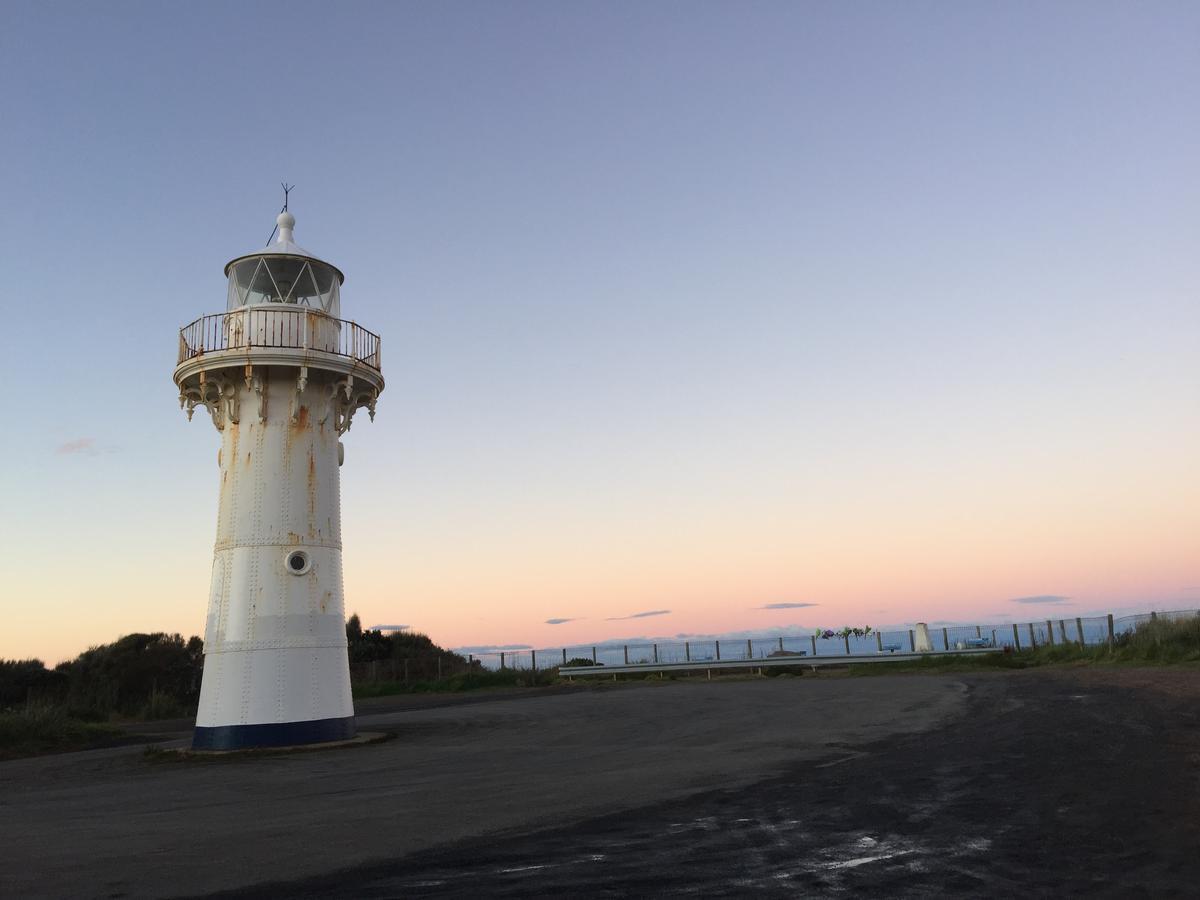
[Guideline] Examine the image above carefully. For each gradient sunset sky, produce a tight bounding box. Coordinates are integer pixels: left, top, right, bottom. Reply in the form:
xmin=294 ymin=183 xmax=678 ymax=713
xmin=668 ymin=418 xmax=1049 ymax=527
xmin=1 ymin=1 xmax=1197 ymax=664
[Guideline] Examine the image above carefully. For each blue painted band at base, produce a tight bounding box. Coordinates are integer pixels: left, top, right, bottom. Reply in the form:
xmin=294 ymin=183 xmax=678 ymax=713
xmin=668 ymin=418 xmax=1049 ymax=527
xmin=192 ymin=715 xmax=357 ymax=750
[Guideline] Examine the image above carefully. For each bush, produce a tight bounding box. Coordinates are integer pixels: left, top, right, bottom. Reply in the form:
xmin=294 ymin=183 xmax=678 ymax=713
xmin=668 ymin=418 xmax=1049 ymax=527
xmin=561 ymin=657 xmax=600 ymax=668
xmin=53 ymin=633 xmax=203 ymax=719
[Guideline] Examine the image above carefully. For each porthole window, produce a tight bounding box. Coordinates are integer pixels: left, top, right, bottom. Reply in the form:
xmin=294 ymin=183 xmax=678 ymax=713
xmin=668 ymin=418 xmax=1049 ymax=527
xmin=285 ymin=550 xmax=311 ymax=575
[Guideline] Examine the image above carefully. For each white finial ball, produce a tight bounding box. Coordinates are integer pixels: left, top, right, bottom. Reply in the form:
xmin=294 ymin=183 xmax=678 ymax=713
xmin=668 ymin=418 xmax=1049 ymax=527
xmin=277 ymin=211 xmax=296 ymax=229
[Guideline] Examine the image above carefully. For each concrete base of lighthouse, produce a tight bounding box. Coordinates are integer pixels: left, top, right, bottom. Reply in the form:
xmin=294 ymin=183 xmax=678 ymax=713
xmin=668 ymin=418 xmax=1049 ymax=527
xmin=193 ymin=646 xmax=356 ymax=750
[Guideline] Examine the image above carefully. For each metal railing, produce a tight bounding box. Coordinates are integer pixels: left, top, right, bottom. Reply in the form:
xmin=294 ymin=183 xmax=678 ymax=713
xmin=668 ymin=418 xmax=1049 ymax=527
xmin=178 ymin=307 xmax=381 ymax=370
xmin=462 ymin=608 xmax=1200 ymax=673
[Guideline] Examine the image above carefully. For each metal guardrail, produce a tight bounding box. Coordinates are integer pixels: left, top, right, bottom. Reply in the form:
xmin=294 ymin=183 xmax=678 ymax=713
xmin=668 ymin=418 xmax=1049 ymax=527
xmin=178 ymin=307 xmax=381 ymax=370
xmin=464 ymin=609 xmax=1200 ymax=672
xmin=559 ymin=647 xmax=1003 ymax=678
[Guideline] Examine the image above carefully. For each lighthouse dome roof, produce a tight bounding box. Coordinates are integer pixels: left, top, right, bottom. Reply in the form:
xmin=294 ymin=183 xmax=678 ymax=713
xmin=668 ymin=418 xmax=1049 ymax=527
xmin=223 ymin=211 xmax=345 ymax=285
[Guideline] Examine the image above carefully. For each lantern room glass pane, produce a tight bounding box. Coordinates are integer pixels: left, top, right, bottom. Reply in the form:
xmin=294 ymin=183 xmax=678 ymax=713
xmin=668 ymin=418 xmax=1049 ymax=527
xmin=310 ymin=261 xmax=340 ymax=317
xmin=227 ymin=258 xmax=278 ymax=307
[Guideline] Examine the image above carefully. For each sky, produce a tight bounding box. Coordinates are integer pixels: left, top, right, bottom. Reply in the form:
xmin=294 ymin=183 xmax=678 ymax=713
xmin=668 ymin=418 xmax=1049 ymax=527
xmin=1 ymin=1 xmax=1197 ymax=664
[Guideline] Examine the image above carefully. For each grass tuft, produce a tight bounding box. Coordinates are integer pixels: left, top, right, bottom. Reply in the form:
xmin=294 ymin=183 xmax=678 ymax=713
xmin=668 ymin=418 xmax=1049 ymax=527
xmin=0 ymin=706 xmax=125 ymax=759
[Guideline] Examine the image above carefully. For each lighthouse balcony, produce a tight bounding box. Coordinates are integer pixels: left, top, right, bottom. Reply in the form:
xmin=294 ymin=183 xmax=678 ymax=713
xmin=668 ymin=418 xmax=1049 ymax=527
xmin=176 ymin=307 xmax=382 ymax=379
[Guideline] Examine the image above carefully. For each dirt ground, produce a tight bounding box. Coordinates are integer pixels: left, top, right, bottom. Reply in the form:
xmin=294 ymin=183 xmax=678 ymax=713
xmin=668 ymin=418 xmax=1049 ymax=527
xmin=2 ymin=668 xmax=1198 ymax=897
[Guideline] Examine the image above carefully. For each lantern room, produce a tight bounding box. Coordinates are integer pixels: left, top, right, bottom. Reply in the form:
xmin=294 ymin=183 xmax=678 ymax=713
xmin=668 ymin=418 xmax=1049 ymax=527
xmin=223 ymin=211 xmax=343 ymax=317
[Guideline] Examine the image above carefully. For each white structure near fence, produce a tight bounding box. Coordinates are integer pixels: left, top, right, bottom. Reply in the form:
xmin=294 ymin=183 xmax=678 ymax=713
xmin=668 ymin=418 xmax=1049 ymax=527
xmin=174 ymin=208 xmax=384 ymax=750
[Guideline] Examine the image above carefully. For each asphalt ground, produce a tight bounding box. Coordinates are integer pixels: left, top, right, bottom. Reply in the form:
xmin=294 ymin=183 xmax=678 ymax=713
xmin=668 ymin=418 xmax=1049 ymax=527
xmin=2 ymin=669 xmax=1197 ymax=897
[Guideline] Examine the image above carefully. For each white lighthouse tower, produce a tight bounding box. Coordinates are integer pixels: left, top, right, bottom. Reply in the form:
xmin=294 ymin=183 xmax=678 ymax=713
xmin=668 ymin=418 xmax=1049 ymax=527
xmin=173 ymin=207 xmax=383 ymax=750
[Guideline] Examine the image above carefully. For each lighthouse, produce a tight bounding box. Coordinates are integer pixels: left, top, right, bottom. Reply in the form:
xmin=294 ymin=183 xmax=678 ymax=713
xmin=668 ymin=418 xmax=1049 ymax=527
xmin=173 ymin=208 xmax=383 ymax=750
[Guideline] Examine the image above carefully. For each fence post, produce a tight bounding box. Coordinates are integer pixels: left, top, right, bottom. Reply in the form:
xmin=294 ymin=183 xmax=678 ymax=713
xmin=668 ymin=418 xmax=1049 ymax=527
xmin=1107 ymin=614 xmax=1115 ymax=647
xmin=1028 ymin=623 xmax=1036 ymax=648
xmin=624 ymin=645 xmax=629 ymax=665
xmin=942 ymin=627 xmax=949 ymax=651
xmin=1012 ymin=623 xmax=1021 ymax=651
xmin=876 ymin=632 xmax=883 ymax=652
xmin=1046 ymin=620 xmax=1054 ymax=646
xmin=1075 ymin=617 xmax=1085 ymax=647
xmin=778 ymin=637 xmax=784 ymax=652
xmin=531 ymin=650 xmax=537 ymax=671
xmin=468 ymin=653 xmax=473 ymax=667
xmin=747 ymin=639 xmax=753 ymax=659
xmin=500 ymin=652 xmax=505 ymax=669
xmin=844 ymin=633 xmax=850 ymax=655
xmin=592 ymin=646 xmax=597 ymax=663
xmin=975 ymin=625 xmax=982 ymax=638
xmin=716 ymin=640 xmax=721 ymax=660
xmin=811 ymin=635 xmax=818 ymax=656
xmin=908 ymin=630 xmax=914 ymax=652
xmin=562 ymin=648 xmax=567 ymax=665
xmin=1151 ymin=610 xmax=1158 ymax=621
xmin=685 ymin=642 xmax=691 ymax=662
xmin=1058 ymin=620 xmax=1067 ymax=644
xmin=653 ymin=643 xmax=659 ymax=663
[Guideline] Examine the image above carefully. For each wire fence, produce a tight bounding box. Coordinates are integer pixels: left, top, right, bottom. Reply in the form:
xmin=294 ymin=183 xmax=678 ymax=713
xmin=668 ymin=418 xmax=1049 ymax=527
xmin=457 ymin=609 xmax=1200 ymax=672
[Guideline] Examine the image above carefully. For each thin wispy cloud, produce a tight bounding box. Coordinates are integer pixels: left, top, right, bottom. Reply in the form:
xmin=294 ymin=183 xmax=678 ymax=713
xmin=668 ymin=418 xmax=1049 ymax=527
xmin=367 ymin=624 xmax=409 ymax=631
xmin=56 ymin=437 xmax=96 ymax=455
xmin=544 ymin=617 xmax=580 ymax=625
xmin=606 ymin=609 xmax=671 ymax=621
xmin=1010 ymin=595 xmax=1072 ymax=605
xmin=754 ymin=602 xmax=819 ymax=610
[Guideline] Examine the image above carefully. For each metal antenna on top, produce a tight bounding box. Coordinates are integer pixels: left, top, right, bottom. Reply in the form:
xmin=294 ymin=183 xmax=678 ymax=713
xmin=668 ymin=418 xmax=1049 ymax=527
xmin=265 ymin=182 xmax=297 ymax=245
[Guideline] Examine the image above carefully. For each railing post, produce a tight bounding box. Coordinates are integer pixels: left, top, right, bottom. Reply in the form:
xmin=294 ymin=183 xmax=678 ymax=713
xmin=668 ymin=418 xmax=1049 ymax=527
xmin=942 ymin=627 xmax=949 ymax=651
xmin=844 ymin=633 xmax=850 ymax=655
xmin=778 ymin=637 xmax=784 ymax=652
xmin=975 ymin=625 xmax=982 ymax=638
xmin=1107 ymin=614 xmax=1115 ymax=647
xmin=908 ymin=629 xmax=914 ymax=652
xmin=562 ymin=648 xmax=567 ymax=665
xmin=1028 ymin=622 xmax=1037 ymax=648
xmin=685 ymin=642 xmax=690 ymax=662
xmin=653 ymin=643 xmax=659 ymax=663
xmin=1046 ymin=620 xmax=1055 ymax=645
xmin=623 ymin=645 xmax=628 ymax=665
xmin=500 ymin=652 xmax=505 ymax=669
xmin=592 ymin=646 xmax=597 ymax=663
xmin=715 ymin=641 xmax=721 ymax=661
xmin=811 ymin=635 xmax=817 ymax=656
xmin=1012 ymin=623 xmax=1021 ymax=651
xmin=876 ymin=632 xmax=883 ymax=652
xmin=747 ymin=638 xmax=753 ymax=659
xmin=1075 ymin=617 xmax=1085 ymax=647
